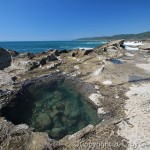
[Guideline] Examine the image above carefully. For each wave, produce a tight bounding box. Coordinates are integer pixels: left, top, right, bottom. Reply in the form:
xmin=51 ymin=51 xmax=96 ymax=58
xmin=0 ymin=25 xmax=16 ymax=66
xmin=101 ymin=41 xmax=107 ymax=44
xmin=74 ymin=47 xmax=93 ymax=50
xmin=86 ymin=41 xmax=107 ymax=44
xmin=86 ymin=42 xmax=101 ymax=44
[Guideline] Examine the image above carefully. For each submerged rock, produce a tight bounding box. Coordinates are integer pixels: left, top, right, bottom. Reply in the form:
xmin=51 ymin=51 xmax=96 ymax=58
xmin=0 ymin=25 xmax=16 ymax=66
xmin=69 ymin=105 xmax=80 ymax=119
xmin=53 ymin=91 xmax=63 ymax=100
xmin=50 ymin=108 xmax=60 ymax=118
xmin=53 ymin=116 xmax=63 ymax=128
xmin=51 ymin=127 xmax=68 ymax=139
xmin=36 ymin=113 xmax=52 ymax=130
xmin=55 ymin=102 xmax=65 ymax=110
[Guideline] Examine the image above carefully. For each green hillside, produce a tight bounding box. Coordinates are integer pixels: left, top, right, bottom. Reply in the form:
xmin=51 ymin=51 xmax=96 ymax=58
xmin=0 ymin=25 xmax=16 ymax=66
xmin=75 ymin=31 xmax=150 ymax=41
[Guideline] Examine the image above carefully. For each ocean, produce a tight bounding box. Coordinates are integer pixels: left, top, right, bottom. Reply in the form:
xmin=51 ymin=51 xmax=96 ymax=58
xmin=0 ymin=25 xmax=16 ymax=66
xmin=0 ymin=41 xmax=106 ymax=54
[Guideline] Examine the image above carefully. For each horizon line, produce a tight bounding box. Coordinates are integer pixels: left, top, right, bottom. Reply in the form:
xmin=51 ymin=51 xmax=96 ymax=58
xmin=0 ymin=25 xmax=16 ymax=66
xmin=0 ymin=31 xmax=149 ymax=42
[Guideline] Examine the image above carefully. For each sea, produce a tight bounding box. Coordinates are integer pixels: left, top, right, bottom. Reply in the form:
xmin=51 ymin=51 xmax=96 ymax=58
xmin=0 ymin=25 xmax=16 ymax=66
xmin=0 ymin=41 xmax=106 ymax=54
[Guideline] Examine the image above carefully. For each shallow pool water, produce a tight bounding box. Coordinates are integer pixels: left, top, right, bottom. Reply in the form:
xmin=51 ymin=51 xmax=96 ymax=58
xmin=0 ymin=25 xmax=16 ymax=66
xmin=128 ymin=75 xmax=150 ymax=83
xmin=1 ymin=79 xmax=100 ymax=140
xmin=109 ymin=59 xmax=123 ymax=64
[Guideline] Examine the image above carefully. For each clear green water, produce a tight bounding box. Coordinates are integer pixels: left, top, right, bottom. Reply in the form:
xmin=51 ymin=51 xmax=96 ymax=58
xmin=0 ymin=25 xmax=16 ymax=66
xmin=1 ymin=80 xmax=100 ymax=140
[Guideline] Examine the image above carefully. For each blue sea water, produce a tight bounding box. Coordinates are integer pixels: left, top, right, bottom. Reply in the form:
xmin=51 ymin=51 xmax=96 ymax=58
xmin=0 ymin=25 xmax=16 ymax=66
xmin=0 ymin=41 xmax=106 ymax=54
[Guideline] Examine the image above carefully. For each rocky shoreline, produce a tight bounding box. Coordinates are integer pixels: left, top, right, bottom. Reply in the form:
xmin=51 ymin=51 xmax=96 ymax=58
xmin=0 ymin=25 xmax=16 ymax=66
xmin=0 ymin=40 xmax=150 ymax=150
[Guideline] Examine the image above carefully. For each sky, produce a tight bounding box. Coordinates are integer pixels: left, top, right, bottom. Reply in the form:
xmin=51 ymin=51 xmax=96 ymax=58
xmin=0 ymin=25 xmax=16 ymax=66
xmin=0 ymin=0 xmax=150 ymax=41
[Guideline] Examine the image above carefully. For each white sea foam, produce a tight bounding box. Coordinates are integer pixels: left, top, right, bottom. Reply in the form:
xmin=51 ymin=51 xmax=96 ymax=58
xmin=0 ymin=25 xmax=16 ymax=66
xmin=76 ymin=47 xmax=93 ymax=50
xmin=101 ymin=41 xmax=107 ymax=44
xmin=86 ymin=41 xmax=107 ymax=44
xmin=86 ymin=42 xmax=101 ymax=44
xmin=125 ymin=46 xmax=139 ymax=51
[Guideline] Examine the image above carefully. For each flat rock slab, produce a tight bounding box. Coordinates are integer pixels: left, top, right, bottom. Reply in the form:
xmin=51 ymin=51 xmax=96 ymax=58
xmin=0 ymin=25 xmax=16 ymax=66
xmin=0 ymin=70 xmax=13 ymax=86
xmin=118 ymin=82 xmax=150 ymax=150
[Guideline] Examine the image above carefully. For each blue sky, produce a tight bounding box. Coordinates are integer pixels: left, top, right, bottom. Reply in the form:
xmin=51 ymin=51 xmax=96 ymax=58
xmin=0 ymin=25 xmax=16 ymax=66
xmin=0 ymin=0 xmax=150 ymax=41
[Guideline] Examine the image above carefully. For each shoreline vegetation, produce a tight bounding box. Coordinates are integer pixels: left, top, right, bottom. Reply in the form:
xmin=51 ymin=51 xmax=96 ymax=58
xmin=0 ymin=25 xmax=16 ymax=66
xmin=75 ymin=31 xmax=150 ymax=41
xmin=0 ymin=39 xmax=150 ymax=149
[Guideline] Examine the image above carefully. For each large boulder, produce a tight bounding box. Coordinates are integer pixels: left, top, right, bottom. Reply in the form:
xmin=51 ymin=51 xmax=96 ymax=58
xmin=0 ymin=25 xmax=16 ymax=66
xmin=0 ymin=47 xmax=11 ymax=70
xmin=36 ymin=113 xmax=52 ymax=130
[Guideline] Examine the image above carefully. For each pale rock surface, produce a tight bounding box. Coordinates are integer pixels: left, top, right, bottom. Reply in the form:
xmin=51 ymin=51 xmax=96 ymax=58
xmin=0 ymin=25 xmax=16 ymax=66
xmin=103 ymin=80 xmax=112 ymax=85
xmin=93 ymin=65 xmax=105 ymax=76
xmin=88 ymin=93 xmax=103 ymax=106
xmin=118 ymin=82 xmax=150 ymax=150
xmin=125 ymin=52 xmax=134 ymax=57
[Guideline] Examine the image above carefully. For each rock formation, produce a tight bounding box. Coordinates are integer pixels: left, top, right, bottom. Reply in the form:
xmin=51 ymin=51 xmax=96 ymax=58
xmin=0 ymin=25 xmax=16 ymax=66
xmin=0 ymin=40 xmax=150 ymax=150
xmin=94 ymin=39 xmax=125 ymax=58
xmin=0 ymin=48 xmax=11 ymax=70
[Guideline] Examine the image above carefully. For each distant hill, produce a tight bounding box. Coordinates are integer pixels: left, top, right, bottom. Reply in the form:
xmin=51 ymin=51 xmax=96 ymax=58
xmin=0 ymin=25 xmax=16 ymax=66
xmin=75 ymin=31 xmax=150 ymax=41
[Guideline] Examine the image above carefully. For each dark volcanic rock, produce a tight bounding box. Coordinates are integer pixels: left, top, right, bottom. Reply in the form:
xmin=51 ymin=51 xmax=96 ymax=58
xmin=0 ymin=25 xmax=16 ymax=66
xmin=72 ymin=52 xmax=76 ymax=57
xmin=83 ymin=49 xmax=93 ymax=55
xmin=8 ymin=49 xmax=19 ymax=57
xmin=39 ymin=58 xmax=47 ymax=66
xmin=47 ymin=53 xmax=58 ymax=61
xmin=71 ymin=49 xmax=93 ymax=57
xmin=53 ymin=50 xmax=60 ymax=56
xmin=11 ymin=76 xmax=17 ymax=82
xmin=0 ymin=47 xmax=11 ymax=70
xmin=59 ymin=50 xmax=69 ymax=54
